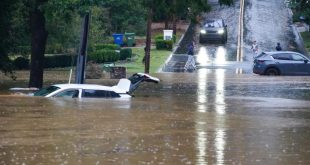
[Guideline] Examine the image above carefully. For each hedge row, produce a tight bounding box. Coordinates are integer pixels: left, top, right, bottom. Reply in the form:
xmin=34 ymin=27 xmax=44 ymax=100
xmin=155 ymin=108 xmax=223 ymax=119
xmin=88 ymin=49 xmax=120 ymax=63
xmin=13 ymin=44 xmax=132 ymax=69
xmin=13 ymin=57 xmax=30 ymax=70
xmin=13 ymin=54 xmax=76 ymax=69
xmin=44 ymin=54 xmax=76 ymax=68
xmin=92 ymin=43 xmax=120 ymax=51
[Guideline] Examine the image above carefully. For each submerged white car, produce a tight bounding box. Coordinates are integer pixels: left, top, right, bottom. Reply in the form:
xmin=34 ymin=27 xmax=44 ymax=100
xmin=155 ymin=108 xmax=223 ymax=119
xmin=32 ymin=73 xmax=160 ymax=98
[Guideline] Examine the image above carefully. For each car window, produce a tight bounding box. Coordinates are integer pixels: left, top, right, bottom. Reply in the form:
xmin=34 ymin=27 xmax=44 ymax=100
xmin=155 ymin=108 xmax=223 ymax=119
xmin=82 ymin=89 xmax=121 ymax=98
xmin=271 ymin=53 xmax=291 ymax=60
xmin=33 ymin=86 xmax=60 ymax=96
xmin=54 ymin=89 xmax=79 ymax=98
xmin=291 ymin=54 xmax=305 ymax=61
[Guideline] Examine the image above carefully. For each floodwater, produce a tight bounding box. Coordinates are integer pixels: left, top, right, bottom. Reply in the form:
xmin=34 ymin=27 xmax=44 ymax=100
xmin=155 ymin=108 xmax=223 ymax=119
xmin=1 ymin=72 xmax=310 ymax=164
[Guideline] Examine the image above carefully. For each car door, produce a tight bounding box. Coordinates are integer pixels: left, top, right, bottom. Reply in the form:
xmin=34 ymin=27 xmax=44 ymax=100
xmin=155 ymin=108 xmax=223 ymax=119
xmin=291 ymin=53 xmax=310 ymax=75
xmin=272 ymin=53 xmax=294 ymax=75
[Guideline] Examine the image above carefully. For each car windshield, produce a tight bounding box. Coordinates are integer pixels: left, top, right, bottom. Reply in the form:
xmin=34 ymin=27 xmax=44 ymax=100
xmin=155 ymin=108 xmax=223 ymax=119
xmin=33 ymin=86 xmax=60 ymax=96
xmin=204 ymin=20 xmax=223 ymax=28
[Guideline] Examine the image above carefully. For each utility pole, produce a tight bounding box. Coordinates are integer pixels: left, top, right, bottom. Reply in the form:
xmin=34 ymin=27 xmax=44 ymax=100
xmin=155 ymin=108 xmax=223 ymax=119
xmin=75 ymin=12 xmax=90 ymax=84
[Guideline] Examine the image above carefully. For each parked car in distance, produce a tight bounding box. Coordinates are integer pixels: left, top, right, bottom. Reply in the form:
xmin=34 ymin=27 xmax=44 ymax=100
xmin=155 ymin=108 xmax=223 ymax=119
xmin=163 ymin=54 xmax=196 ymax=72
xmin=199 ymin=18 xmax=227 ymax=44
xmin=31 ymin=73 xmax=160 ymax=98
xmin=253 ymin=51 xmax=310 ymax=75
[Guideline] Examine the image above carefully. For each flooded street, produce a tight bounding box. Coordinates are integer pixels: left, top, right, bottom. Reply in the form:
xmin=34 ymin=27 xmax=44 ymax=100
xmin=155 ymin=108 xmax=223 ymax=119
xmin=1 ymin=73 xmax=310 ymax=164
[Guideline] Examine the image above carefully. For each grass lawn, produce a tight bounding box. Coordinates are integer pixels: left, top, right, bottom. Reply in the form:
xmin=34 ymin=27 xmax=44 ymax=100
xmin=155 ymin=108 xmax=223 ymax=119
xmin=116 ymin=47 xmax=171 ymax=74
xmin=301 ymin=31 xmax=310 ymax=53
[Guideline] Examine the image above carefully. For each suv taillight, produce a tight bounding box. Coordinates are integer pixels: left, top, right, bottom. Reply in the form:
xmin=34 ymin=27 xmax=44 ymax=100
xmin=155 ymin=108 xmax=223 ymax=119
xmin=256 ymin=60 xmax=265 ymax=64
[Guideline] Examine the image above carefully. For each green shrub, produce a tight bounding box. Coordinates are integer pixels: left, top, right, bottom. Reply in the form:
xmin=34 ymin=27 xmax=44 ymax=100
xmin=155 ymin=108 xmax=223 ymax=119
xmin=94 ymin=43 xmax=120 ymax=50
xmin=88 ymin=49 xmax=120 ymax=63
xmin=13 ymin=57 xmax=29 ymax=70
xmin=155 ymin=39 xmax=173 ymax=50
xmin=120 ymin=48 xmax=132 ymax=60
xmin=44 ymin=54 xmax=76 ymax=68
xmin=154 ymin=34 xmax=175 ymax=50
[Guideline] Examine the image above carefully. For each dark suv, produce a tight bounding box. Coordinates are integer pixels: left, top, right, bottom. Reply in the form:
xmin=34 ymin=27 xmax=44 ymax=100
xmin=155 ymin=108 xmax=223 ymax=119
xmin=199 ymin=19 xmax=227 ymax=44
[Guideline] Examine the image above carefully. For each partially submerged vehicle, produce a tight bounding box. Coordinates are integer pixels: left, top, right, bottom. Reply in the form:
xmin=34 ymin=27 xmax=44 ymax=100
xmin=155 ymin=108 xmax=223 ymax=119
xmin=31 ymin=73 xmax=160 ymax=98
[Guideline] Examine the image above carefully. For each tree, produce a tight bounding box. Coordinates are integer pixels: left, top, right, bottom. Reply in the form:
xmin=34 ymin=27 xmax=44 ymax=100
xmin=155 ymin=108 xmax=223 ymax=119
xmin=0 ymin=0 xmax=18 ymax=79
xmin=28 ymin=0 xmax=48 ymax=88
xmin=100 ymin=0 xmax=147 ymax=35
xmin=28 ymin=0 xmax=92 ymax=87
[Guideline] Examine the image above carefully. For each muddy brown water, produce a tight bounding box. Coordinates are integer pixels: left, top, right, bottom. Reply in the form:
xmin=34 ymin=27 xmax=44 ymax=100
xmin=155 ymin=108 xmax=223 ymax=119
xmin=1 ymin=72 xmax=310 ymax=164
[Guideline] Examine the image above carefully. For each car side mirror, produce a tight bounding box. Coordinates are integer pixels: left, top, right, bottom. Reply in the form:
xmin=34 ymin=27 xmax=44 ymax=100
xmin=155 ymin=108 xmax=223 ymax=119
xmin=304 ymin=60 xmax=309 ymax=64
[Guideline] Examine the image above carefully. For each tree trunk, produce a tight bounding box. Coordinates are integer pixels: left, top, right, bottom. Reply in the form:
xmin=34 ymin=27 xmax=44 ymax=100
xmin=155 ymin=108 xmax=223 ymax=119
xmin=172 ymin=13 xmax=177 ymax=36
xmin=164 ymin=19 xmax=169 ymax=29
xmin=144 ymin=7 xmax=153 ymax=73
xmin=28 ymin=2 xmax=48 ymax=88
xmin=172 ymin=0 xmax=177 ymax=35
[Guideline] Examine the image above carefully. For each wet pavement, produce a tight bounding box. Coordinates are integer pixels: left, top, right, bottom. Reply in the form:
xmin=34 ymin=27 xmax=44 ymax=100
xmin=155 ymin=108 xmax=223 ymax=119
xmin=1 ymin=73 xmax=310 ymax=164
xmin=244 ymin=0 xmax=295 ymax=54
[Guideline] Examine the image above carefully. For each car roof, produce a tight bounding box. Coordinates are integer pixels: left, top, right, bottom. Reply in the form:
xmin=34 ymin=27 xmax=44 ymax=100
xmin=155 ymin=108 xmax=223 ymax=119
xmin=51 ymin=83 xmax=126 ymax=93
xmin=263 ymin=51 xmax=303 ymax=54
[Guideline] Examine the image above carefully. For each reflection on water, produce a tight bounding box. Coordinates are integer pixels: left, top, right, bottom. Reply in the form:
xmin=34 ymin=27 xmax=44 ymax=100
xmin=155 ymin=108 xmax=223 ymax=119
xmin=196 ymin=46 xmax=227 ymax=66
xmin=197 ymin=47 xmax=209 ymax=66
xmin=215 ymin=69 xmax=226 ymax=115
xmin=235 ymin=68 xmax=243 ymax=74
xmin=196 ymin=68 xmax=227 ymax=165
xmin=214 ymin=47 xmax=227 ymax=64
xmin=197 ymin=69 xmax=208 ymax=112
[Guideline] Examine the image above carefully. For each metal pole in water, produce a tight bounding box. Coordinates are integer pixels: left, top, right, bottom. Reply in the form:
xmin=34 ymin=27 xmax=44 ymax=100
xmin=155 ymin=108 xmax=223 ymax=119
xmin=75 ymin=12 xmax=90 ymax=84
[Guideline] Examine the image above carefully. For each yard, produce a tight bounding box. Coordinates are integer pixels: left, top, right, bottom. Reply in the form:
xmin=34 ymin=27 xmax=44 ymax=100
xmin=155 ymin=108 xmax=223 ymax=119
xmin=301 ymin=31 xmax=310 ymax=53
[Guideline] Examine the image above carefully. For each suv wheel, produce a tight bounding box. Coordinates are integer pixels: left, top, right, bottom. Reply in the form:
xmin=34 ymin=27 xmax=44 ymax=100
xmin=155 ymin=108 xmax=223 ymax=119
xmin=265 ymin=68 xmax=279 ymax=75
